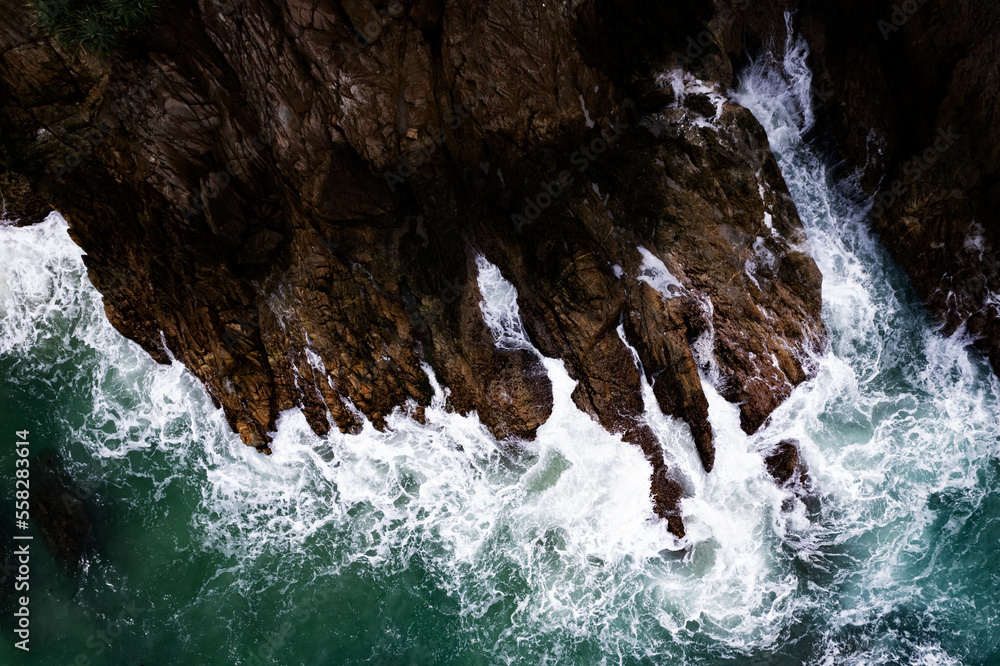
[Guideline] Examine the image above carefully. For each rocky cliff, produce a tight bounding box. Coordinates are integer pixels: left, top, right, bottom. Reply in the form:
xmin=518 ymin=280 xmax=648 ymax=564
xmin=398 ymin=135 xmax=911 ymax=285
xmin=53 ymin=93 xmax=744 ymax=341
xmin=791 ymin=0 xmax=1000 ymax=375
xmin=0 ymin=0 xmax=830 ymax=536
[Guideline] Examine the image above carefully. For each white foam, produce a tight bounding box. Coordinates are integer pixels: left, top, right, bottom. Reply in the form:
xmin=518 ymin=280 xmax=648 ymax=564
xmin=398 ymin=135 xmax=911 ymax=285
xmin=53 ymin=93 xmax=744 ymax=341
xmin=636 ymin=246 xmax=683 ymax=298
xmin=0 ymin=213 xmax=87 ymax=354
xmin=655 ymin=68 xmax=729 ymax=129
xmin=578 ymin=94 xmax=595 ymax=128
xmin=475 ymin=255 xmax=532 ymax=351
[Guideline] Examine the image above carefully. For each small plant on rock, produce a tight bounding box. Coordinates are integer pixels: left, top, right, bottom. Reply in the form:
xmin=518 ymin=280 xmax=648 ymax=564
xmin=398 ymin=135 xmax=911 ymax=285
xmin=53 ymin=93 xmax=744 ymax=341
xmin=31 ymin=0 xmax=158 ymax=57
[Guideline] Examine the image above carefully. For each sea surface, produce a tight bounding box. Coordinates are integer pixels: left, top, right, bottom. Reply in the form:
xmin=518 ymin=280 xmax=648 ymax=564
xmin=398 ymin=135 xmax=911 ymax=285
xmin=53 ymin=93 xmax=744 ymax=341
xmin=1 ymin=34 xmax=999 ymax=665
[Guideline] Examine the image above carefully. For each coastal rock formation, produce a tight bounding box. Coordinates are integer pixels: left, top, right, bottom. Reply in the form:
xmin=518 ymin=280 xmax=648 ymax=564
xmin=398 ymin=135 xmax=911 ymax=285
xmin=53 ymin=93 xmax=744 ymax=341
xmin=793 ymin=1 xmax=1000 ymax=376
xmin=708 ymin=0 xmax=1000 ymax=380
xmin=764 ymin=438 xmax=815 ymax=515
xmin=0 ymin=0 xmax=828 ymax=535
xmin=764 ymin=439 xmax=809 ymax=488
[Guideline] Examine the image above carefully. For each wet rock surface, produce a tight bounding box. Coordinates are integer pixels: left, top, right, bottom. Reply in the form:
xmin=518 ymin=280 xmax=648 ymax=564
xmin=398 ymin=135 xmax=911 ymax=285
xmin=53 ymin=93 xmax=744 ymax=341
xmin=0 ymin=168 xmax=49 ymax=225
xmin=764 ymin=438 xmax=818 ymax=517
xmin=0 ymin=0 xmax=829 ymax=535
xmin=789 ymin=1 xmax=1000 ymax=377
xmin=765 ymin=439 xmax=809 ymax=488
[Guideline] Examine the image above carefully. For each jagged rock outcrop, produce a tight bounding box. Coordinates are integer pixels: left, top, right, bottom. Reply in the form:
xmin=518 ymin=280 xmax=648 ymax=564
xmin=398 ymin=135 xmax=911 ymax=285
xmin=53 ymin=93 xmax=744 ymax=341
xmin=0 ymin=0 xmax=828 ymax=536
xmin=764 ymin=439 xmax=809 ymax=488
xmin=763 ymin=438 xmax=814 ymax=514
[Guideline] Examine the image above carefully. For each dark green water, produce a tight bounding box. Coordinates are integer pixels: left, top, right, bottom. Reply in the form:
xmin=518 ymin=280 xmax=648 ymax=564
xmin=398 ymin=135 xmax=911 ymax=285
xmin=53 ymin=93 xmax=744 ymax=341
xmin=2 ymin=41 xmax=1000 ymax=665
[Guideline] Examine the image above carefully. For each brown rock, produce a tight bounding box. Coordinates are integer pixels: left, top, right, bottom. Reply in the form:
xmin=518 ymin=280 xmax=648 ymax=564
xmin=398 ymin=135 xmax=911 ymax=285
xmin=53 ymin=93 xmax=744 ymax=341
xmin=766 ymin=2 xmax=1000 ymax=379
xmin=624 ymin=284 xmax=715 ymax=473
xmin=0 ymin=168 xmax=49 ymax=225
xmin=764 ymin=439 xmax=807 ymax=487
xmin=0 ymin=0 xmax=830 ymax=537
xmin=763 ymin=439 xmax=814 ymax=515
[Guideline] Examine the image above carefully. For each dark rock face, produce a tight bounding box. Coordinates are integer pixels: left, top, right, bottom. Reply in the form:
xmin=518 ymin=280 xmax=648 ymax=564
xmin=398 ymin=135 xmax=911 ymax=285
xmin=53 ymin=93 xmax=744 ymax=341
xmin=0 ymin=168 xmax=49 ymax=225
xmin=764 ymin=439 xmax=808 ymax=488
xmin=790 ymin=1 xmax=1000 ymax=375
xmin=0 ymin=0 xmax=829 ymax=535
xmin=764 ymin=438 xmax=814 ymax=515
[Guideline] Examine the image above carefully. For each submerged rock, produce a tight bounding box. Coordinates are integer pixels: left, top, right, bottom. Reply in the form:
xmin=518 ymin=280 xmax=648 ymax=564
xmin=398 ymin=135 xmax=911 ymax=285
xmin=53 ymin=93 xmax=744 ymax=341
xmin=33 ymin=451 xmax=95 ymax=565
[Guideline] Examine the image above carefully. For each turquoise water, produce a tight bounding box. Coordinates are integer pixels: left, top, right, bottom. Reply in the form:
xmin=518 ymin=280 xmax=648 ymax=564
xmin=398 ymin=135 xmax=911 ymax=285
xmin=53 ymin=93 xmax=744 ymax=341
xmin=2 ymin=38 xmax=1000 ymax=665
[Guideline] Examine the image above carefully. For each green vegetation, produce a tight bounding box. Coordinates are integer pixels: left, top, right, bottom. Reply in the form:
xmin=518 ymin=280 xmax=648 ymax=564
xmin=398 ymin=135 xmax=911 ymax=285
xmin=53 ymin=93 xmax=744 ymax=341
xmin=31 ymin=0 xmax=158 ymax=57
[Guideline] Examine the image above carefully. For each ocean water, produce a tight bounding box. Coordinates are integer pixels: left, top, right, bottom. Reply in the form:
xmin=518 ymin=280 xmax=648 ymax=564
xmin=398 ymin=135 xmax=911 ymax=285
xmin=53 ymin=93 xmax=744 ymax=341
xmin=2 ymin=36 xmax=1000 ymax=666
